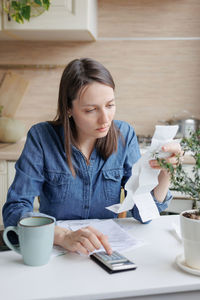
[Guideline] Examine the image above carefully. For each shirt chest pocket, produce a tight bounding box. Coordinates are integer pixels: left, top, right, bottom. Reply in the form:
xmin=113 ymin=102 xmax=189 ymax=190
xmin=102 ymin=169 xmax=124 ymax=205
xmin=43 ymin=171 xmax=71 ymax=203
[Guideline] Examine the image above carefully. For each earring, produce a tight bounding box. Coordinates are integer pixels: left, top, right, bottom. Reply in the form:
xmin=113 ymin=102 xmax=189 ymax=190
xmin=68 ymin=114 xmax=72 ymax=118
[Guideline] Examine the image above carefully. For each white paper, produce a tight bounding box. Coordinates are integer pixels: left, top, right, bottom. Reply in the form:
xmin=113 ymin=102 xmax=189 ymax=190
xmin=56 ymin=219 xmax=100 ymax=229
xmin=56 ymin=219 xmax=144 ymax=255
xmin=51 ymin=245 xmax=67 ymax=258
xmin=106 ymin=125 xmax=179 ymax=222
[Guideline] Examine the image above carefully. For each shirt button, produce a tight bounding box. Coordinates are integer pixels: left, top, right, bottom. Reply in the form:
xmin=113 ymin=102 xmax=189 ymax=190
xmin=84 ymin=205 xmax=89 ymax=209
xmin=85 ymin=181 xmax=89 ymax=185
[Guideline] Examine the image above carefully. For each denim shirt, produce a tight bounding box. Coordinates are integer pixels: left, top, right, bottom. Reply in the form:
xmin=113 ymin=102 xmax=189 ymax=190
xmin=3 ymin=120 xmax=172 ymax=227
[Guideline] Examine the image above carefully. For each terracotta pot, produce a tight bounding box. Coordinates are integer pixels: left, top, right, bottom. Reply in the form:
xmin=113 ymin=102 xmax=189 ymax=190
xmin=0 ymin=117 xmax=25 ymax=143
xmin=180 ymin=209 xmax=200 ymax=269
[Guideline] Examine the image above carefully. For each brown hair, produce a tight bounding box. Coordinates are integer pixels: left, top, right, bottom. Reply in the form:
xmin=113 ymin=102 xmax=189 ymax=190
xmin=51 ymin=58 xmax=119 ymax=176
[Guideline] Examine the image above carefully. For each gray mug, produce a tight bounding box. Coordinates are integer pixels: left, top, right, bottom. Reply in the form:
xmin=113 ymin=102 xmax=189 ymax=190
xmin=3 ymin=216 xmax=55 ymax=266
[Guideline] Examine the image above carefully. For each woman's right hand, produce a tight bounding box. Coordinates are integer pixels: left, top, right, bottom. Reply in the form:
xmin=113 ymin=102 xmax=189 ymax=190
xmin=54 ymin=225 xmax=112 ymax=255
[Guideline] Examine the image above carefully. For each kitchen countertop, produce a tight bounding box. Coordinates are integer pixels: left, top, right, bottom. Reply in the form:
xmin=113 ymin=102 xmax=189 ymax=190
xmin=0 ymin=140 xmax=25 ymax=160
xmin=0 ymin=140 xmax=195 ymax=164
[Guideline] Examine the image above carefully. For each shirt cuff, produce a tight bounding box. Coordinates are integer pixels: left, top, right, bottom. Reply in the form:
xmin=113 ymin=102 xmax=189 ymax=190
xmin=150 ymin=189 xmax=173 ymax=213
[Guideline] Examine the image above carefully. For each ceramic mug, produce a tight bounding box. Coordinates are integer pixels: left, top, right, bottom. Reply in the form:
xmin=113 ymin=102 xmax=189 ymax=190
xmin=3 ymin=216 xmax=55 ymax=266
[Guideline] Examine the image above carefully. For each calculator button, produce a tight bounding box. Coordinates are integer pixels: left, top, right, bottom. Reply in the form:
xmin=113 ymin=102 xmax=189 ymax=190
xmin=96 ymin=251 xmax=127 ymax=263
xmin=97 ymin=253 xmax=110 ymax=261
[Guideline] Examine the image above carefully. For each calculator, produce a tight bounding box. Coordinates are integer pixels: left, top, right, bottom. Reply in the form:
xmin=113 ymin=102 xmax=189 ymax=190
xmin=90 ymin=251 xmax=137 ymax=274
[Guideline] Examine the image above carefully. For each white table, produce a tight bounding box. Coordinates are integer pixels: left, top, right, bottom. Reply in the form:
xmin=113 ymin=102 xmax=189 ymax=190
xmin=0 ymin=215 xmax=200 ymax=300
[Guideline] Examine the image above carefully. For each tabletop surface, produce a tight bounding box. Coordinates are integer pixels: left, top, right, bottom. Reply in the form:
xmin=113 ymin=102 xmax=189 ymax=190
xmin=0 ymin=215 xmax=200 ymax=300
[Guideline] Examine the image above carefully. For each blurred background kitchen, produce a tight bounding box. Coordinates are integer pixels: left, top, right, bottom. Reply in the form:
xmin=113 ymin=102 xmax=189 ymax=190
xmin=0 ymin=0 xmax=200 ymax=224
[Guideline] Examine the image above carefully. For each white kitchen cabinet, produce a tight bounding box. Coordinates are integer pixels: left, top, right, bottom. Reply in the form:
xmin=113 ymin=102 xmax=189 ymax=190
xmin=164 ymin=198 xmax=193 ymax=214
xmin=7 ymin=161 xmax=16 ymax=188
xmin=0 ymin=160 xmax=18 ymax=225
xmin=0 ymin=160 xmax=8 ymax=225
xmin=0 ymin=160 xmax=39 ymax=226
xmin=0 ymin=160 xmax=15 ymax=225
xmin=0 ymin=0 xmax=97 ymax=41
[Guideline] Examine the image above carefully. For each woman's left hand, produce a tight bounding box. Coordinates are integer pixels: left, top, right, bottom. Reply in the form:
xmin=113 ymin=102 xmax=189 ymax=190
xmin=149 ymin=142 xmax=183 ymax=170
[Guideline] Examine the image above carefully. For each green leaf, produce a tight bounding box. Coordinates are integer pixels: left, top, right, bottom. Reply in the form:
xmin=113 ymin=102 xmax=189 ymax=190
xmin=21 ymin=6 xmax=31 ymax=20
xmin=34 ymin=0 xmax=42 ymax=6
xmin=11 ymin=1 xmax=20 ymax=11
xmin=21 ymin=0 xmax=29 ymax=6
xmin=11 ymin=13 xmax=24 ymax=24
xmin=156 ymin=129 xmax=200 ymax=202
xmin=0 ymin=105 xmax=3 ymax=117
xmin=42 ymin=0 xmax=50 ymax=10
xmin=3 ymin=7 xmax=9 ymax=13
xmin=8 ymin=0 xmax=51 ymax=24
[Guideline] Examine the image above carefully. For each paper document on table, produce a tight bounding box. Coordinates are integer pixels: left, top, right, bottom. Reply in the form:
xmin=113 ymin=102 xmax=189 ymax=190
xmin=57 ymin=219 xmax=144 ymax=254
xmin=106 ymin=125 xmax=179 ymax=222
xmin=51 ymin=245 xmax=67 ymax=258
xmin=57 ymin=219 xmax=101 ymax=230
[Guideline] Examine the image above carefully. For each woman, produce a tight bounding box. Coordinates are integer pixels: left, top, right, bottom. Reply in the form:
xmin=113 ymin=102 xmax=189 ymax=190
xmin=3 ymin=58 xmax=181 ymax=255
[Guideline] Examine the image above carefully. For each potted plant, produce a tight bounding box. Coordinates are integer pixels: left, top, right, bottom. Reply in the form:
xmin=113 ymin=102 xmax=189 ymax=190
xmin=3 ymin=0 xmax=51 ymax=24
xmin=155 ymin=129 xmax=200 ymax=269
